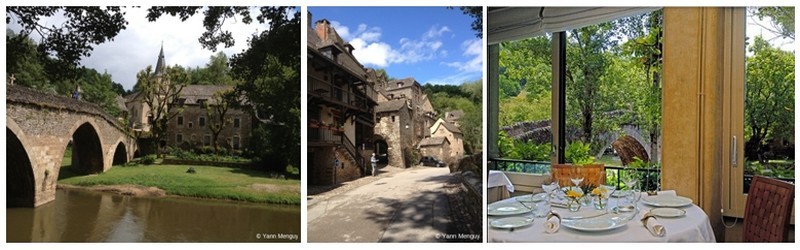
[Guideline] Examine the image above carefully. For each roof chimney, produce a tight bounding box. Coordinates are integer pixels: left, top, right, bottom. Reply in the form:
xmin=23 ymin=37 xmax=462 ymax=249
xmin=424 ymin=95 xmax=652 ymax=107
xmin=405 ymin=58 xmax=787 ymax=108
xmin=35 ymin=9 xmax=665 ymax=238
xmin=308 ymin=11 xmax=313 ymax=28
xmin=315 ymin=19 xmax=330 ymax=42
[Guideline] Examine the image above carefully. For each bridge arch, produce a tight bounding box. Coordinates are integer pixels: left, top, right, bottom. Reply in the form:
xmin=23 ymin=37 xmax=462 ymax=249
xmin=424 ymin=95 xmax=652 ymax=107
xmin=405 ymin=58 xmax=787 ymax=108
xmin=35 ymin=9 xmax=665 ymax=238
xmin=67 ymin=121 xmax=105 ymax=174
xmin=7 ymin=123 xmax=36 ymax=207
xmin=111 ymin=141 xmax=128 ymax=166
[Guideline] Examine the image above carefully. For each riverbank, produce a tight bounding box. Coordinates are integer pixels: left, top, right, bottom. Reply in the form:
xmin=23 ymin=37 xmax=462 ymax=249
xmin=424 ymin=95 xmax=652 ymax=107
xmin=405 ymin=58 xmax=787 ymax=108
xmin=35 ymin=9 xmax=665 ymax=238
xmin=58 ymin=164 xmax=301 ymax=205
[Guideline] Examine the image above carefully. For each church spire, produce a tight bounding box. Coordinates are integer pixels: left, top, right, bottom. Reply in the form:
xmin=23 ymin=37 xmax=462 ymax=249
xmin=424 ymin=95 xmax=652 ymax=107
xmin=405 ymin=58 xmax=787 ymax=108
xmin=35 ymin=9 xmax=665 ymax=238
xmin=154 ymin=42 xmax=166 ymax=76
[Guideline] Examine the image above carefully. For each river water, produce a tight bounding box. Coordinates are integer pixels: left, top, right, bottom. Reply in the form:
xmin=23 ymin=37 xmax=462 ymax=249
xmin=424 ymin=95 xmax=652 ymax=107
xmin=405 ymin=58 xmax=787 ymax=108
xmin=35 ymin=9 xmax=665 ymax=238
xmin=7 ymin=189 xmax=300 ymax=242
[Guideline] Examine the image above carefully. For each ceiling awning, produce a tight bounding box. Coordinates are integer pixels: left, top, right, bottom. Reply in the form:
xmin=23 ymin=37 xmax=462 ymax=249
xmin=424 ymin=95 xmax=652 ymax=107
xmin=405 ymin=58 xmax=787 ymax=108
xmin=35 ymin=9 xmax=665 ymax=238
xmin=488 ymin=7 xmax=662 ymax=45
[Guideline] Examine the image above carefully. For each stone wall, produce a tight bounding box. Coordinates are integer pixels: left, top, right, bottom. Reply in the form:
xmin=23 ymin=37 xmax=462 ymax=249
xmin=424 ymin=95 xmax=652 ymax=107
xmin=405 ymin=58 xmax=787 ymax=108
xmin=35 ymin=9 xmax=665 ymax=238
xmin=308 ymin=146 xmax=362 ymax=185
xmin=375 ymin=107 xmax=413 ymax=168
xmin=432 ymin=125 xmax=464 ymax=160
xmin=167 ymin=105 xmax=251 ymax=151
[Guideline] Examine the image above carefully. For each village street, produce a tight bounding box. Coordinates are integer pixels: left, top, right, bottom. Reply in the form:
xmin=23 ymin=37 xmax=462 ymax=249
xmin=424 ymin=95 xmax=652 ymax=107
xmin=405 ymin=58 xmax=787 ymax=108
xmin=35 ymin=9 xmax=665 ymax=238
xmin=307 ymin=166 xmax=479 ymax=242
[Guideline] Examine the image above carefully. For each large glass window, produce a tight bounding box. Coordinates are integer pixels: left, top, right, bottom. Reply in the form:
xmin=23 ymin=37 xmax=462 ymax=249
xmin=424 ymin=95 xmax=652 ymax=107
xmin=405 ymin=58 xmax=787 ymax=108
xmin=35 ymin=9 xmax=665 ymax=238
xmin=493 ymin=10 xmax=664 ymax=191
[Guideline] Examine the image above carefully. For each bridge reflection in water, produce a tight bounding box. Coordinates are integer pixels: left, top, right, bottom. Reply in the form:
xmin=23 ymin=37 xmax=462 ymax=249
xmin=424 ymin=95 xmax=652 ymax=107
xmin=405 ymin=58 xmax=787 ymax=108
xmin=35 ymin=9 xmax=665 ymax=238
xmin=7 ymin=189 xmax=300 ymax=242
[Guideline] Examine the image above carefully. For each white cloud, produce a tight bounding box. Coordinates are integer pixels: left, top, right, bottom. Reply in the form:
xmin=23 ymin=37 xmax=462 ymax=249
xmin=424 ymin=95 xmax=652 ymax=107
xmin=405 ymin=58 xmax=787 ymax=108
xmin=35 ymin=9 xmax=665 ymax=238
xmin=333 ymin=22 xmax=450 ymax=68
xmin=443 ymin=38 xmax=483 ymax=73
xmin=330 ymin=21 xmax=351 ymax=40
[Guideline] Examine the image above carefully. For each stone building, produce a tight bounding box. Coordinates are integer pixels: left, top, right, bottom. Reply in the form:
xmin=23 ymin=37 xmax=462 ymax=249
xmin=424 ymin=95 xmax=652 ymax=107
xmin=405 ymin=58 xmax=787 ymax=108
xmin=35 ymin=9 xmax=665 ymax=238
xmin=430 ymin=118 xmax=464 ymax=161
xmin=374 ymin=99 xmax=413 ymax=168
xmin=307 ymin=17 xmax=379 ymax=185
xmin=444 ymin=110 xmax=465 ymax=127
xmin=166 ymin=85 xmax=251 ymax=152
xmin=126 ymin=45 xmax=252 ymax=152
xmin=418 ymin=136 xmax=451 ymax=161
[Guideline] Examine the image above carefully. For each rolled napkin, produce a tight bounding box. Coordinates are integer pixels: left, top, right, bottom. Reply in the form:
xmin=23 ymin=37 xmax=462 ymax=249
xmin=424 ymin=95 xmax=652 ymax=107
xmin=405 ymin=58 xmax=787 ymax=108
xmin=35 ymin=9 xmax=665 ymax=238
xmin=544 ymin=212 xmax=561 ymax=233
xmin=640 ymin=212 xmax=666 ymax=237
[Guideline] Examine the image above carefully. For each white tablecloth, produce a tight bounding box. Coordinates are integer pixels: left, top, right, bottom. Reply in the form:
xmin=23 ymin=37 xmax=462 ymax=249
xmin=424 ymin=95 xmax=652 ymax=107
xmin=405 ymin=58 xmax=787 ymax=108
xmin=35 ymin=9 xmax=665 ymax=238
xmin=488 ymin=191 xmax=716 ymax=242
xmin=488 ymin=170 xmax=515 ymax=193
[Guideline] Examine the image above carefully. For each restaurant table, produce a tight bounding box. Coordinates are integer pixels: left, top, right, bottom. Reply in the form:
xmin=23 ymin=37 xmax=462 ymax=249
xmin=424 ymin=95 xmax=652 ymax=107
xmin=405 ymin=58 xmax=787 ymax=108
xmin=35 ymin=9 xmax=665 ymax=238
xmin=488 ymin=170 xmax=515 ymax=202
xmin=488 ymin=191 xmax=717 ymax=242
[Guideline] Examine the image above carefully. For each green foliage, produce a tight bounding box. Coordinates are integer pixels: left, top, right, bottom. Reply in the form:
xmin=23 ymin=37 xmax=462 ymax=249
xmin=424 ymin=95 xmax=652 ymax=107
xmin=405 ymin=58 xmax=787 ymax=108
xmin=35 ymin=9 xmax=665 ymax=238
xmin=499 ymin=91 xmax=551 ymax=126
xmin=7 ymin=7 xmax=128 ymax=66
xmin=564 ymin=141 xmax=594 ymax=165
xmin=744 ymin=35 xmax=795 ymax=161
xmin=142 ymin=155 xmax=157 ymax=165
xmin=499 ymin=36 xmax=551 ymax=98
xmin=425 ymin=81 xmax=482 ymax=154
xmin=750 ymin=7 xmax=795 ymax=40
xmin=498 ymin=131 xmax=550 ymax=161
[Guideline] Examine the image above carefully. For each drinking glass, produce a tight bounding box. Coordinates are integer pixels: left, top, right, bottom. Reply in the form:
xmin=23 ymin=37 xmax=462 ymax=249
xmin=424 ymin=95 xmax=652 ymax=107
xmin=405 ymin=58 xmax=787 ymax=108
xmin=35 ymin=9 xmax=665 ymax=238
xmin=569 ymin=166 xmax=584 ymax=188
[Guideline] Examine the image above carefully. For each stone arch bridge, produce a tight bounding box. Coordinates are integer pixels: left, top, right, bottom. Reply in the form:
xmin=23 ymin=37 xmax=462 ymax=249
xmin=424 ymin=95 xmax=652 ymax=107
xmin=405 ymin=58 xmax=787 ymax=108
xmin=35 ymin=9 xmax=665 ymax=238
xmin=6 ymin=85 xmax=138 ymax=207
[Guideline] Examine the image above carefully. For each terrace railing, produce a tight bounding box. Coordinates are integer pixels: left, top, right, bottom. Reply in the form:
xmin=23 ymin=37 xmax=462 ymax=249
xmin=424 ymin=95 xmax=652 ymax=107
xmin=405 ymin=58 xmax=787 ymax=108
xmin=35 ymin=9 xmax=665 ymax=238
xmin=489 ymin=158 xmax=662 ymax=191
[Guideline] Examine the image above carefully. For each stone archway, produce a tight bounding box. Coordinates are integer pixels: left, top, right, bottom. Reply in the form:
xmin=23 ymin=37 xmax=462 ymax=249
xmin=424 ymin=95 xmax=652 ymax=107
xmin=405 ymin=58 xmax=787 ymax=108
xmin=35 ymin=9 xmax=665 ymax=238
xmin=7 ymin=127 xmax=36 ymax=207
xmin=69 ymin=122 xmax=105 ymax=174
xmin=373 ymin=135 xmax=389 ymax=164
xmin=112 ymin=142 xmax=127 ymax=166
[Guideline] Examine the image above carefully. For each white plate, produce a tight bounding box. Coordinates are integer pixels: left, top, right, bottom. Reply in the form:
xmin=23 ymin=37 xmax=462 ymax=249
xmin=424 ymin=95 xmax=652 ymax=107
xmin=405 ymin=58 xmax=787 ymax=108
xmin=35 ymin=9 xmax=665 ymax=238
xmin=641 ymin=195 xmax=693 ymax=207
xmin=515 ymin=193 xmax=547 ymax=202
xmin=650 ymin=207 xmax=686 ymax=218
xmin=561 ymin=215 xmax=629 ymax=232
xmin=488 ymin=203 xmax=531 ymax=216
xmin=490 ymin=217 xmax=534 ymax=229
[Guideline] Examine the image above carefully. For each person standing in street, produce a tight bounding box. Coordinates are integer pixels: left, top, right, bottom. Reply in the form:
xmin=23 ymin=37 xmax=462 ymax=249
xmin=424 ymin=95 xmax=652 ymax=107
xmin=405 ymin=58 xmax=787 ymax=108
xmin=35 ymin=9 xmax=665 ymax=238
xmin=370 ymin=153 xmax=378 ymax=176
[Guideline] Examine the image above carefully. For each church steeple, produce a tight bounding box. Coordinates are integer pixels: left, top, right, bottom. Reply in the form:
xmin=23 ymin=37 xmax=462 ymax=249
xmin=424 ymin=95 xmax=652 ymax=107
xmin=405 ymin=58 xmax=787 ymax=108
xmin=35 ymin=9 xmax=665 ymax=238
xmin=154 ymin=42 xmax=166 ymax=76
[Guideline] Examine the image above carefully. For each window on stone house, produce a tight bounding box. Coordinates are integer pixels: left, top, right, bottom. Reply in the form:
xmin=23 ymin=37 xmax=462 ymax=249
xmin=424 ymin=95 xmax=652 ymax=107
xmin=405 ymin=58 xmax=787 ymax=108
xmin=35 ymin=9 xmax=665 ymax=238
xmin=203 ymin=134 xmax=211 ymax=146
xmin=177 ymin=116 xmax=184 ymax=126
xmin=233 ymin=136 xmax=240 ymax=150
xmin=189 ymin=122 xmax=193 ymax=128
xmin=199 ymin=117 xmax=206 ymax=127
xmin=176 ymin=133 xmax=183 ymax=143
xmin=234 ymin=118 xmax=241 ymax=128
xmin=391 ymin=116 xmax=395 ymax=122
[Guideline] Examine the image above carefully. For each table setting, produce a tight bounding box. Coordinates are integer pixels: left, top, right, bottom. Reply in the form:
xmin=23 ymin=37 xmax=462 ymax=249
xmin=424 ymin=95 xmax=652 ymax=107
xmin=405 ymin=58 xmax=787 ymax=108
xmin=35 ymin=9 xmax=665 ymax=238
xmin=487 ymin=170 xmax=716 ymax=242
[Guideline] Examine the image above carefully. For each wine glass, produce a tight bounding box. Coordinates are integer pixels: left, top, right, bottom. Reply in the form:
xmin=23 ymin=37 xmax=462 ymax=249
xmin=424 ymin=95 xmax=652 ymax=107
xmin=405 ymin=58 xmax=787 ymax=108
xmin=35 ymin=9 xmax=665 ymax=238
xmin=569 ymin=166 xmax=584 ymax=190
xmin=619 ymin=171 xmax=640 ymax=212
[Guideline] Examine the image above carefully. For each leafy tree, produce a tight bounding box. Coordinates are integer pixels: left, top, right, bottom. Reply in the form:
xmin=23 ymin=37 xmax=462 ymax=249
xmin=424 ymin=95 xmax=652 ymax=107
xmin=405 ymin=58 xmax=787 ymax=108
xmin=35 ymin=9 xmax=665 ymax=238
xmin=135 ymin=65 xmax=188 ymax=158
xmin=566 ymin=23 xmax=615 ymax=142
xmin=189 ymin=52 xmax=237 ymax=85
xmin=499 ymin=36 xmax=552 ymax=98
xmin=205 ymin=89 xmax=237 ymax=154
xmin=79 ymin=68 xmax=122 ymax=117
xmin=750 ymin=7 xmax=795 ymax=40
xmin=744 ymin=36 xmax=795 ymax=162
xmin=231 ymin=12 xmax=300 ymax=172
xmin=6 ymin=29 xmax=52 ymax=91
xmin=6 ymin=7 xmax=128 ymax=66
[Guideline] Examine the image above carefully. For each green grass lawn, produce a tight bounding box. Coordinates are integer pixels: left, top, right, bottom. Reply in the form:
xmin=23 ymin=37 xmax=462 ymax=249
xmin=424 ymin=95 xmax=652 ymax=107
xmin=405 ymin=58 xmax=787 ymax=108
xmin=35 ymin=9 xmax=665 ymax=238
xmin=58 ymin=164 xmax=300 ymax=205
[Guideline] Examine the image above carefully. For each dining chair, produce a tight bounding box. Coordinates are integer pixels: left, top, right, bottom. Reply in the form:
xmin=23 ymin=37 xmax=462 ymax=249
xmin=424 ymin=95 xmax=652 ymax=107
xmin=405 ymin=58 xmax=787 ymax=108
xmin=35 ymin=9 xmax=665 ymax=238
xmin=743 ymin=175 xmax=795 ymax=242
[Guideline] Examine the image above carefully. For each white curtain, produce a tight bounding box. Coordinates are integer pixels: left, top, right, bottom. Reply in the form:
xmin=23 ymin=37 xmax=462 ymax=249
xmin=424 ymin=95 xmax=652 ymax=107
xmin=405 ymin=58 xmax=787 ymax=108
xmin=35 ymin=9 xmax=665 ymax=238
xmin=488 ymin=7 xmax=662 ymax=44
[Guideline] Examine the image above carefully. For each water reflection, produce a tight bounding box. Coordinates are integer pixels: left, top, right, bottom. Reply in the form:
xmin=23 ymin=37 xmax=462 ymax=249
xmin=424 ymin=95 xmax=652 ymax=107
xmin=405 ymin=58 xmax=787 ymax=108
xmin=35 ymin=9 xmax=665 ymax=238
xmin=7 ymin=189 xmax=300 ymax=242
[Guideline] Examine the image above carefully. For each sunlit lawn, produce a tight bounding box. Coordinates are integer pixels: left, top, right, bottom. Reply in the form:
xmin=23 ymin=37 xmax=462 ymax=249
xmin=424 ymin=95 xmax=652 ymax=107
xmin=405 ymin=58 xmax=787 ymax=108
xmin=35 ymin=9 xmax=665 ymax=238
xmin=58 ymin=164 xmax=300 ymax=205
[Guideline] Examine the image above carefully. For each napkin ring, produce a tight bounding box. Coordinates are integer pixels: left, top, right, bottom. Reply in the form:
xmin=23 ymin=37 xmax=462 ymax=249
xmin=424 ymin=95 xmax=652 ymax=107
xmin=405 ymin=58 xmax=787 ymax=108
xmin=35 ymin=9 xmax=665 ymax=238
xmin=640 ymin=212 xmax=656 ymax=227
xmin=547 ymin=211 xmax=561 ymax=222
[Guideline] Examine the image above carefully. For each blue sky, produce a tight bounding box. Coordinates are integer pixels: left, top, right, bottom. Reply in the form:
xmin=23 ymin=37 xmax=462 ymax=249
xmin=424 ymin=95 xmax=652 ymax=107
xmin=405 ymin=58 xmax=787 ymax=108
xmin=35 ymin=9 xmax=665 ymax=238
xmin=309 ymin=7 xmax=482 ymax=86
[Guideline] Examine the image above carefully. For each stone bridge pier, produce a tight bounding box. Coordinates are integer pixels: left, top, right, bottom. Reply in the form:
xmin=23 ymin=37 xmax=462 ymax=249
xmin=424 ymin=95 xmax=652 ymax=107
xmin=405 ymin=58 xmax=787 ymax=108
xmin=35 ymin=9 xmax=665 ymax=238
xmin=6 ymin=85 xmax=138 ymax=207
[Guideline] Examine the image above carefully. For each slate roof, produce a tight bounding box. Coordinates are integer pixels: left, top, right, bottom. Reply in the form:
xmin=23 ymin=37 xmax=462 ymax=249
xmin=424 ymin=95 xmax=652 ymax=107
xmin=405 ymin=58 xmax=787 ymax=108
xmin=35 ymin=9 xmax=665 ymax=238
xmin=178 ymin=85 xmax=234 ymax=105
xmin=375 ymin=99 xmax=409 ymax=113
xmin=418 ymin=136 xmax=450 ymax=147
xmin=440 ymin=121 xmax=462 ymax=134
xmin=386 ymin=77 xmax=421 ymax=92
